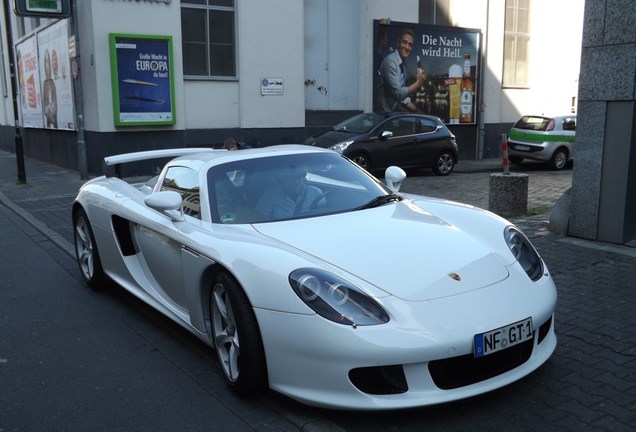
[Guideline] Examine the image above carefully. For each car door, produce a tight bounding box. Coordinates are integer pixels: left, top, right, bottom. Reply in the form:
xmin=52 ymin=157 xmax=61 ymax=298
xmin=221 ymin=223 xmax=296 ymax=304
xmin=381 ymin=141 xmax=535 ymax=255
xmin=412 ymin=116 xmax=448 ymax=164
xmin=375 ymin=116 xmax=418 ymax=167
xmin=131 ymin=166 xmax=201 ymax=312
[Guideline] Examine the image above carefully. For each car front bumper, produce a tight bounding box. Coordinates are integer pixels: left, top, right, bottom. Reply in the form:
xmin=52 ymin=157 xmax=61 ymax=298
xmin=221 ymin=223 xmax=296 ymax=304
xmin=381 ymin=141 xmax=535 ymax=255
xmin=255 ymin=269 xmax=558 ymax=410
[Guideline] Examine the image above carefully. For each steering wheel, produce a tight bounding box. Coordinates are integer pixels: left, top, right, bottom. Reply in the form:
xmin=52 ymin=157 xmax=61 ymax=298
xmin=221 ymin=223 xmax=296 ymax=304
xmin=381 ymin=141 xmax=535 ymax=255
xmin=309 ymin=189 xmax=337 ymax=210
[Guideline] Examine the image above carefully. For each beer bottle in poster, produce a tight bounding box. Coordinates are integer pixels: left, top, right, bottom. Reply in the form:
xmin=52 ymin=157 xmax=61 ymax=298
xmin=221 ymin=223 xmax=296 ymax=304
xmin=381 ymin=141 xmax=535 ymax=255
xmin=416 ymin=55 xmax=423 ymax=76
xmin=448 ymin=64 xmax=462 ymax=124
xmin=460 ymin=53 xmax=473 ymax=123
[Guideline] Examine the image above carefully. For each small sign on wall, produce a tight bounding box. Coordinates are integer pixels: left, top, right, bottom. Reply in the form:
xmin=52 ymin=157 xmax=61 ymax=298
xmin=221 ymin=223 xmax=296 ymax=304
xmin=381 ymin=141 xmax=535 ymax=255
xmin=260 ymin=77 xmax=283 ymax=96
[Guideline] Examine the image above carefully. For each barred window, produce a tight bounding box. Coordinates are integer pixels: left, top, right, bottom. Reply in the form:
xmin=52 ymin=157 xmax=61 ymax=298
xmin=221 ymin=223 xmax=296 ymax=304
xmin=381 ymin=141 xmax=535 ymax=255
xmin=503 ymin=0 xmax=530 ymax=88
xmin=181 ymin=0 xmax=237 ymax=79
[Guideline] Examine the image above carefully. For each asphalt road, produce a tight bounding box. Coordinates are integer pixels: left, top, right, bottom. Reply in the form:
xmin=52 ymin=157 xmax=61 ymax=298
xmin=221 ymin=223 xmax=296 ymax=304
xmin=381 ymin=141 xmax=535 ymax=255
xmin=1 ymin=153 xmax=634 ymax=431
xmin=0 ymin=202 xmax=299 ymax=432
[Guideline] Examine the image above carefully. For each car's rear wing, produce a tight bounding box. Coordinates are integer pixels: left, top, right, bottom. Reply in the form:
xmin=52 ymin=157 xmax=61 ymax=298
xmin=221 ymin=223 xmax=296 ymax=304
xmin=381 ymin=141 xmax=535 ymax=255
xmin=103 ymin=148 xmax=218 ymax=178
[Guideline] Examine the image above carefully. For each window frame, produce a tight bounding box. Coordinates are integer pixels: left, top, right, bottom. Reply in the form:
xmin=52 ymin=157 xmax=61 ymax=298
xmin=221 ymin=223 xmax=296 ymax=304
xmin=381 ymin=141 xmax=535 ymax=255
xmin=180 ymin=1 xmax=238 ymax=81
xmin=502 ymin=0 xmax=531 ymax=89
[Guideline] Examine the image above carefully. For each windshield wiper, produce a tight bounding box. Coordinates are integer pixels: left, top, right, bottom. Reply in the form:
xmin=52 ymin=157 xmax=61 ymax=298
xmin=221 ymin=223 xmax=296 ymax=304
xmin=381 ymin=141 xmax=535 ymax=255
xmin=356 ymin=193 xmax=403 ymax=210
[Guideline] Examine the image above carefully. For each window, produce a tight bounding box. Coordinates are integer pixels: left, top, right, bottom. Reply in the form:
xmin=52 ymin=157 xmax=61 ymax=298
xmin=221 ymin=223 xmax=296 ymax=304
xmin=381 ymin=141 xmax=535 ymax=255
xmin=417 ymin=117 xmax=438 ymax=133
xmin=384 ymin=117 xmax=416 ymax=137
xmin=181 ymin=1 xmax=237 ymax=79
xmin=503 ymin=0 xmax=530 ymax=87
xmin=562 ymin=117 xmax=576 ymax=131
xmin=161 ymin=166 xmax=201 ymax=218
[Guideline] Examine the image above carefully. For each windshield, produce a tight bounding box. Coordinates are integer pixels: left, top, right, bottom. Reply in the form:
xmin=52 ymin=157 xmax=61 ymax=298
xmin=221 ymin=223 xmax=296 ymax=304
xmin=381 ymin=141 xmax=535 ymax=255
xmin=513 ymin=116 xmax=552 ymax=131
xmin=207 ymin=152 xmax=390 ymax=224
xmin=333 ymin=113 xmax=385 ymax=134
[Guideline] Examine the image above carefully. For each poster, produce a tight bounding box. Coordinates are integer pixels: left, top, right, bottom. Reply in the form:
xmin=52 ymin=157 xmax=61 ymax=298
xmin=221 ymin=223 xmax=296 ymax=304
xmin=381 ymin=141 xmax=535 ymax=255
xmin=37 ymin=19 xmax=75 ymax=130
xmin=373 ymin=20 xmax=481 ymax=125
xmin=109 ymin=34 xmax=175 ymax=126
xmin=15 ymin=35 xmax=43 ymax=128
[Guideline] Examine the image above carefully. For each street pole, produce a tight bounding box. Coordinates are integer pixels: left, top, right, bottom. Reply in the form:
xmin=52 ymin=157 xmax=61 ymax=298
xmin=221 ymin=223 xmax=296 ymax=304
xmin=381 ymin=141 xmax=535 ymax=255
xmin=70 ymin=0 xmax=88 ymax=179
xmin=3 ymin=0 xmax=27 ymax=183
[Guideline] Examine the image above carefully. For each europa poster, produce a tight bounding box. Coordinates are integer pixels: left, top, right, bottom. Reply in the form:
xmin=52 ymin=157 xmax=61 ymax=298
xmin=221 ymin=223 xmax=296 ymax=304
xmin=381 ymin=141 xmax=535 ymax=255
xmin=373 ymin=20 xmax=481 ymax=125
xmin=109 ymin=33 xmax=176 ymax=126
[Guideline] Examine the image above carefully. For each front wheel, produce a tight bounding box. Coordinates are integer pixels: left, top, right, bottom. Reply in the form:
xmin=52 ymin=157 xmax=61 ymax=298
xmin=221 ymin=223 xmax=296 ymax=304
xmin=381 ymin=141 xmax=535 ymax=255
xmin=549 ymin=148 xmax=569 ymax=170
xmin=73 ymin=209 xmax=106 ymax=289
xmin=433 ymin=151 xmax=455 ymax=176
xmin=349 ymin=153 xmax=370 ymax=171
xmin=211 ymin=272 xmax=267 ymax=396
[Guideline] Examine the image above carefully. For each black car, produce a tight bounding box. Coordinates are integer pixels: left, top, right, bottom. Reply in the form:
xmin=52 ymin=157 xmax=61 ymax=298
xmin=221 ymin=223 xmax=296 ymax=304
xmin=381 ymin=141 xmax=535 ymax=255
xmin=305 ymin=112 xmax=459 ymax=175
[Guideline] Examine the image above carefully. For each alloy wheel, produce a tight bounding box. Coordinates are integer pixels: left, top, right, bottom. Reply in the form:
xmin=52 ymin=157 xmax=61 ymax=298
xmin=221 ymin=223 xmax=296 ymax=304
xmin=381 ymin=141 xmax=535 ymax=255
xmin=74 ymin=215 xmax=95 ymax=281
xmin=212 ymin=281 xmax=240 ymax=383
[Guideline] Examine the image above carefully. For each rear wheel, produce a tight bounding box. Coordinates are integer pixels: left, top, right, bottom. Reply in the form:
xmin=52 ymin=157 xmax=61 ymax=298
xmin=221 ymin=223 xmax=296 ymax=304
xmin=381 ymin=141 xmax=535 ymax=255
xmin=211 ymin=272 xmax=267 ymax=396
xmin=549 ymin=148 xmax=569 ymax=170
xmin=433 ymin=151 xmax=455 ymax=176
xmin=73 ymin=209 xmax=106 ymax=289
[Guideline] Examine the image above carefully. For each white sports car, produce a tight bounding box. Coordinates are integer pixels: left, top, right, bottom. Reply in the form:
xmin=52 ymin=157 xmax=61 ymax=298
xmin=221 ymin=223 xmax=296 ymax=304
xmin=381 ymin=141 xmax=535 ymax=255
xmin=72 ymin=145 xmax=557 ymax=410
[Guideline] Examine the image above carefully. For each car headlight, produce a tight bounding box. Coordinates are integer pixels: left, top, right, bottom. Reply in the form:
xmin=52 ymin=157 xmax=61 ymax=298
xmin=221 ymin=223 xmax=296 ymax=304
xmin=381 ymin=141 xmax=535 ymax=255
xmin=504 ymin=226 xmax=544 ymax=281
xmin=329 ymin=140 xmax=354 ymax=153
xmin=289 ymin=268 xmax=389 ymax=326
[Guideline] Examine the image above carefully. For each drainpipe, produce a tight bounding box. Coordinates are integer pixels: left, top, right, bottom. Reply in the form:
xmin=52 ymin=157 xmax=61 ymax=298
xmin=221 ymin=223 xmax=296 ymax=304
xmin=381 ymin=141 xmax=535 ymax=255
xmin=477 ymin=0 xmax=490 ymax=160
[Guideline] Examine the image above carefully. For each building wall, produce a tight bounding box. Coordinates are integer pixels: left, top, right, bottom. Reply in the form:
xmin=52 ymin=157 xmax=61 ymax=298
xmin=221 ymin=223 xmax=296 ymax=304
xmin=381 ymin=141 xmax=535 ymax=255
xmin=567 ymin=0 xmax=636 ymax=245
xmin=238 ymin=0 xmax=305 ymax=129
xmin=0 ymin=0 xmax=585 ymax=174
xmin=79 ymin=0 xmax=185 ymax=132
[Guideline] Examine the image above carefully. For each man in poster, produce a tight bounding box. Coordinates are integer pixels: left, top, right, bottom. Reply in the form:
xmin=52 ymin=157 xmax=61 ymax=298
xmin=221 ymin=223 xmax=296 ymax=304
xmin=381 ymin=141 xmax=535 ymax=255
xmin=378 ymin=29 xmax=425 ymax=113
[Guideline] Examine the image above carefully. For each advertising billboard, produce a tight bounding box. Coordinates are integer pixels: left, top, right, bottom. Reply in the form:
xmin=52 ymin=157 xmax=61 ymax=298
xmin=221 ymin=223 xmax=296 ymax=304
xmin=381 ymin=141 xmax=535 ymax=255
xmin=373 ymin=20 xmax=481 ymax=125
xmin=37 ymin=19 xmax=75 ymax=130
xmin=15 ymin=34 xmax=43 ymax=128
xmin=109 ymin=34 xmax=176 ymax=126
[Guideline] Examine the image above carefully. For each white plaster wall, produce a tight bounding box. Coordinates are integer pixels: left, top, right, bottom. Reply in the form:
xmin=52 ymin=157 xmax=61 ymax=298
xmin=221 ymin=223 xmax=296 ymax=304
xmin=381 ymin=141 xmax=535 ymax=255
xmin=238 ymin=0 xmax=305 ymax=128
xmin=5 ymin=0 xmax=583 ymax=134
xmin=184 ymin=81 xmax=239 ymax=129
xmin=79 ymin=0 xmax=183 ymax=132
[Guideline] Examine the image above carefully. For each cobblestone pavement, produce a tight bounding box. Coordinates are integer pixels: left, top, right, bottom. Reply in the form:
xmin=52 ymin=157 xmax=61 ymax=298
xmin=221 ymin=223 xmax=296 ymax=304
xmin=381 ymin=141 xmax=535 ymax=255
xmin=1 ymin=151 xmax=634 ymax=431
xmin=400 ymin=166 xmax=572 ymax=214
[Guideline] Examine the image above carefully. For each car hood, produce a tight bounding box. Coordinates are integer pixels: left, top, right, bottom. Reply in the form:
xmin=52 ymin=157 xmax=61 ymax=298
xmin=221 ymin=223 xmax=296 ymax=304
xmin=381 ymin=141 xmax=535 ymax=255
xmin=253 ymin=201 xmax=510 ymax=301
xmin=306 ymin=130 xmax=360 ymax=148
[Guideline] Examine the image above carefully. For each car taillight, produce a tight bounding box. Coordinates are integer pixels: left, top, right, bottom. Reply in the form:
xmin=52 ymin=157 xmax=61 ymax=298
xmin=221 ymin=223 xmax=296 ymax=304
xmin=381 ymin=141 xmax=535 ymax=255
xmin=546 ymin=119 xmax=555 ymax=131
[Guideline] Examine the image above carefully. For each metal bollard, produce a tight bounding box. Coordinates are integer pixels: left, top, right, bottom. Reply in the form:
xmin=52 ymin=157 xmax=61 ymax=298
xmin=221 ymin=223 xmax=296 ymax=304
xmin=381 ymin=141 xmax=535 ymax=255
xmin=500 ymin=133 xmax=509 ymax=175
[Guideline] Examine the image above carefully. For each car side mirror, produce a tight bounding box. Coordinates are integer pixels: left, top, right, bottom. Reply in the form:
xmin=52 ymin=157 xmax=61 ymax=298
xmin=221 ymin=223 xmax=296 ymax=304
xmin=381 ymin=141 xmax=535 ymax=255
xmin=379 ymin=130 xmax=393 ymax=140
xmin=385 ymin=166 xmax=406 ymax=192
xmin=144 ymin=191 xmax=185 ymax=222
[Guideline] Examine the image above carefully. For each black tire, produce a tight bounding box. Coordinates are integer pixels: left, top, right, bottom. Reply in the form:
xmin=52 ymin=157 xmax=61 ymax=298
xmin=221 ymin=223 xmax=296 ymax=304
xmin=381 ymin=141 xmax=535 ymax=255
xmin=211 ymin=271 xmax=267 ymax=396
xmin=549 ymin=148 xmax=569 ymax=170
xmin=73 ymin=208 xmax=107 ymax=289
xmin=432 ymin=151 xmax=455 ymax=176
xmin=349 ymin=153 xmax=371 ymax=171
xmin=509 ymin=156 xmax=523 ymax=165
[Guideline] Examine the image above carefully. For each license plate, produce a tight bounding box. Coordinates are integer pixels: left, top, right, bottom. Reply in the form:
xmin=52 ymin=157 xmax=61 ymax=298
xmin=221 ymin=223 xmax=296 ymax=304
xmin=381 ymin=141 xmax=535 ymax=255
xmin=474 ymin=318 xmax=533 ymax=357
xmin=514 ymin=145 xmax=530 ymax=151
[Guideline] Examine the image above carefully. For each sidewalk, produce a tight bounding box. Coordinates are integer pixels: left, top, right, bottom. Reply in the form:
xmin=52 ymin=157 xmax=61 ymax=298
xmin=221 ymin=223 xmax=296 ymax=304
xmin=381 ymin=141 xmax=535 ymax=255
xmin=1 ymin=149 xmax=635 ymax=431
